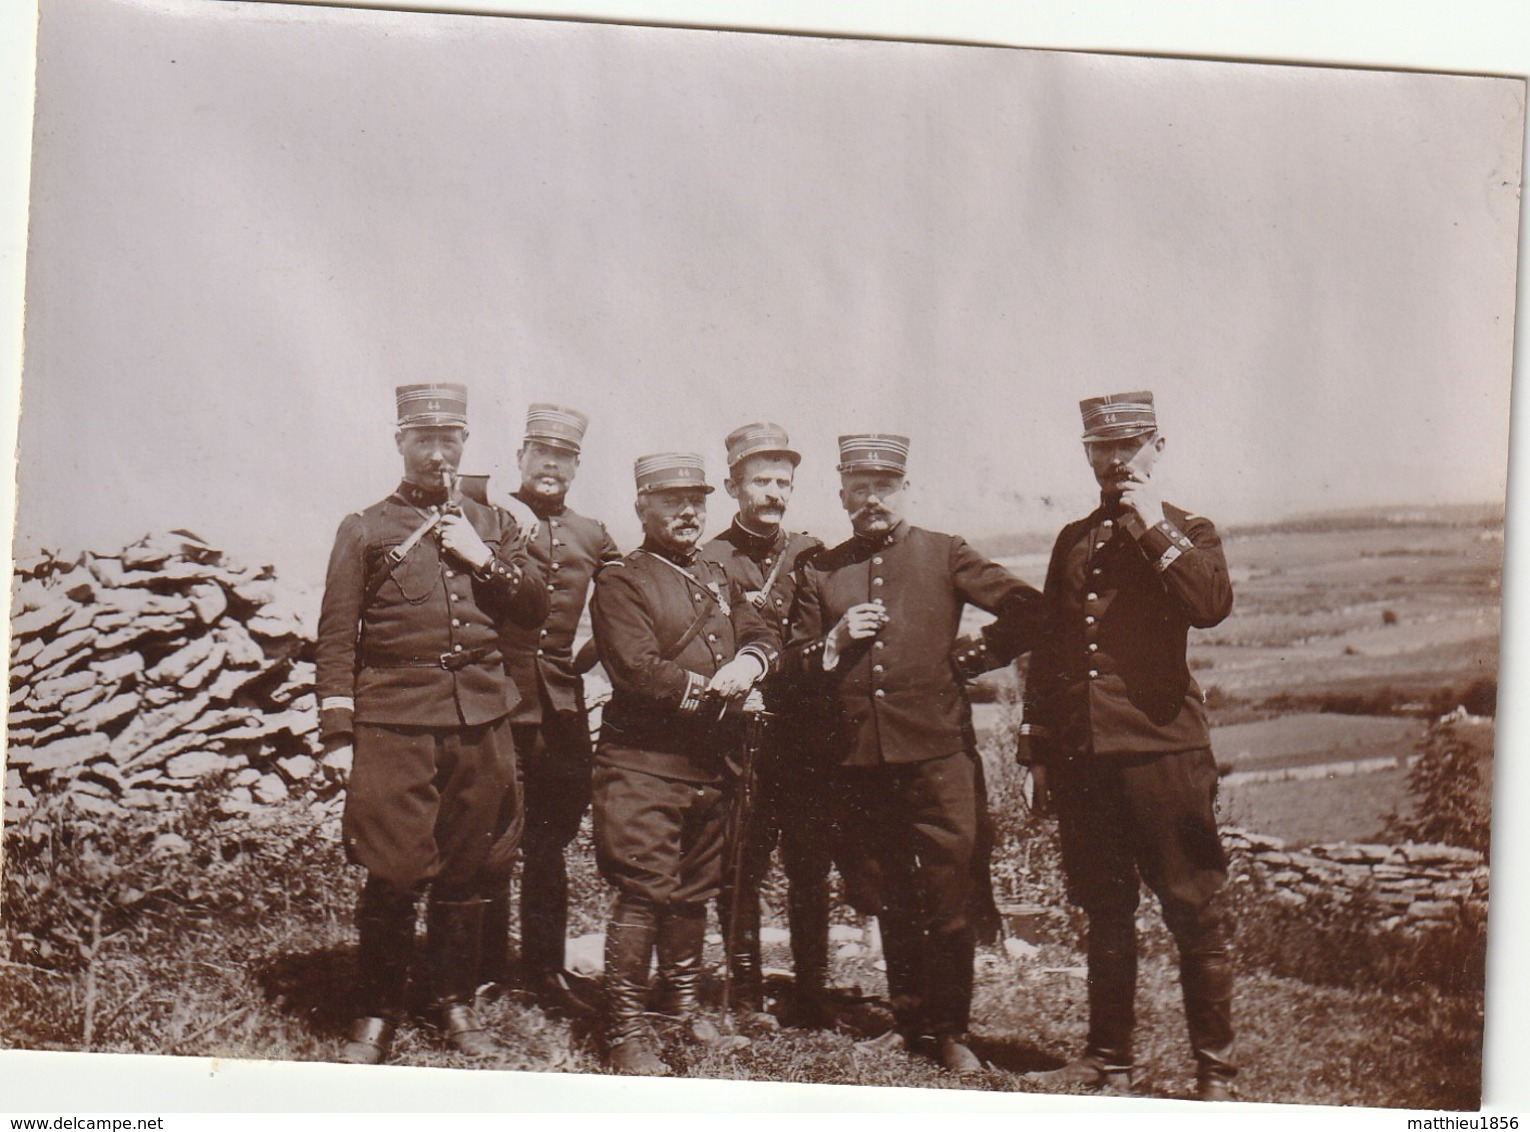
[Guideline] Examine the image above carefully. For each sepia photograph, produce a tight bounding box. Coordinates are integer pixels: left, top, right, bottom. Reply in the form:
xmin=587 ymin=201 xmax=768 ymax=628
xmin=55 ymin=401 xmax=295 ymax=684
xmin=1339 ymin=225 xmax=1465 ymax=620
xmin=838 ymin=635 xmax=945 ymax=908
xmin=2 ymin=0 xmax=1527 ymax=1118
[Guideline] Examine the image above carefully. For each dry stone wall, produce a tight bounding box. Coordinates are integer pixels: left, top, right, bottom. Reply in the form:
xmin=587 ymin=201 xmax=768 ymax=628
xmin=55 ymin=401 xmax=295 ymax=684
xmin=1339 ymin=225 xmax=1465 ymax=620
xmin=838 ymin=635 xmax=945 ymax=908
xmin=6 ymin=531 xmax=336 ymax=822
xmin=1224 ymin=828 xmax=1487 ymax=932
xmin=4 ymin=533 xmax=1490 ymax=933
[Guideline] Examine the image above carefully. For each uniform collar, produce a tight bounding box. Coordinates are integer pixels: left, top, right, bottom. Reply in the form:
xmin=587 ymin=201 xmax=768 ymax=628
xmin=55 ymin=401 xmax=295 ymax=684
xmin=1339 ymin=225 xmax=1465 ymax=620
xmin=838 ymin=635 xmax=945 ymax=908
xmin=640 ymin=536 xmax=700 ymax=568
xmin=730 ymin=516 xmax=784 ymax=555
xmin=1095 ymin=493 xmax=1128 ymax=520
xmin=853 ymin=519 xmax=907 ymax=551
xmin=396 ymin=479 xmax=450 ymax=508
xmin=514 ymin=487 xmax=567 ymax=519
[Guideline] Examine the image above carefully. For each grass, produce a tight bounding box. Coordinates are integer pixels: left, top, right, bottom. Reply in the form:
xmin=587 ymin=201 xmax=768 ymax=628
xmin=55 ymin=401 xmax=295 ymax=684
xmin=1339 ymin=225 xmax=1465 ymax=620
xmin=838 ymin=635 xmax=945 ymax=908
xmin=2 ymin=520 xmax=1499 ymax=1107
xmin=0 ymin=762 xmax=1487 ymax=1110
xmin=1219 ymin=766 xmax=1410 ymax=847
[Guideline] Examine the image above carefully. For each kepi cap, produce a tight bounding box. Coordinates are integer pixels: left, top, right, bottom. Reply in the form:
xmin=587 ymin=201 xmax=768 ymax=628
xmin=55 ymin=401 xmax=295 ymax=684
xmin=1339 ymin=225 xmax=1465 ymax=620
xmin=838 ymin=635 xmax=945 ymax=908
xmin=524 ymin=403 xmax=589 ymax=454
xmin=1080 ymin=391 xmax=1156 ymax=442
xmin=634 ymin=452 xmax=715 ymax=495
xmin=397 ymin=383 xmax=468 ymax=430
xmin=836 ymin=433 xmax=910 ymax=475
xmin=725 ymin=422 xmax=800 ymax=470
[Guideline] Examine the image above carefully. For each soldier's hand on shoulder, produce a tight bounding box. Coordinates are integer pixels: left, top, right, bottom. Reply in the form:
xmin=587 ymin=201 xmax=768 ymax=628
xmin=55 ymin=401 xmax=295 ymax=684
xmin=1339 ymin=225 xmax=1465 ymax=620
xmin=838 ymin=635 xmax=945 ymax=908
xmin=501 ymin=494 xmax=540 ymax=546
xmin=439 ymin=513 xmax=493 ymax=569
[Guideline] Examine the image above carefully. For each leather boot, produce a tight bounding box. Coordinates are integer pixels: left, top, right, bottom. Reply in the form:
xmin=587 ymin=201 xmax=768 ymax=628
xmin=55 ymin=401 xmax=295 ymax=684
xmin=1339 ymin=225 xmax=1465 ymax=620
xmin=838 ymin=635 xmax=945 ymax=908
xmin=1084 ymin=913 xmax=1137 ymax=1072
xmin=655 ymin=904 xmax=715 ymax=1040
xmin=604 ymin=898 xmax=670 ymax=1076
xmin=1182 ymin=947 xmax=1237 ymax=1100
xmin=426 ymin=898 xmax=501 ymax=1059
xmin=342 ymin=881 xmax=415 ymax=1065
xmin=479 ymin=885 xmax=513 ymax=992
xmin=1031 ymin=915 xmax=1138 ymax=1091
xmin=521 ymin=831 xmax=571 ymax=980
xmin=788 ymin=875 xmax=833 ymax=1028
xmin=879 ymin=913 xmax=929 ymax=1044
xmin=720 ymin=889 xmax=764 ymax=1014
xmin=1025 ymin=1053 xmax=1133 ymax=1093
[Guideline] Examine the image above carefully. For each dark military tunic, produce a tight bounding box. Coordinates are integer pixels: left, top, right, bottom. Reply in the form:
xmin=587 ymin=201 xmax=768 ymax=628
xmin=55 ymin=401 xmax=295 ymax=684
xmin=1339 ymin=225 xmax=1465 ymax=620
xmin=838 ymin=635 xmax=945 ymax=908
xmin=1024 ymin=497 xmax=1235 ymax=923
xmin=786 ymin=522 xmax=1042 ymax=766
xmin=701 ymin=520 xmax=836 ymax=981
xmin=494 ymin=489 xmax=619 ymax=972
xmin=315 ymin=480 xmax=547 ymax=890
xmin=784 ymin=521 xmax=1042 ymax=1035
xmin=590 ymin=539 xmax=777 ymax=905
xmin=1025 ymin=500 xmax=1232 ymax=759
xmin=501 ymin=490 xmax=621 ymax=726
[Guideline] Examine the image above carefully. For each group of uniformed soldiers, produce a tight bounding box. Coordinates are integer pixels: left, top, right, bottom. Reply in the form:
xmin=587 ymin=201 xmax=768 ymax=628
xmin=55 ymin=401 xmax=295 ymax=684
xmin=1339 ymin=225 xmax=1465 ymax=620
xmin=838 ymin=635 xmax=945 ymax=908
xmin=315 ymin=384 xmax=1238 ymax=1101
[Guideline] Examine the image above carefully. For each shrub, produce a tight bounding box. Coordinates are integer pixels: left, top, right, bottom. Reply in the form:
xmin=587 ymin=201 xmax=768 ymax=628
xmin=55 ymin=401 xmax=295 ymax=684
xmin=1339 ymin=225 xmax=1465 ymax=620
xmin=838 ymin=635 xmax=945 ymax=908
xmin=1223 ymin=862 xmax=1486 ymax=996
xmin=1385 ymin=716 xmax=1493 ymax=856
xmin=2 ymin=778 xmax=354 ymax=1051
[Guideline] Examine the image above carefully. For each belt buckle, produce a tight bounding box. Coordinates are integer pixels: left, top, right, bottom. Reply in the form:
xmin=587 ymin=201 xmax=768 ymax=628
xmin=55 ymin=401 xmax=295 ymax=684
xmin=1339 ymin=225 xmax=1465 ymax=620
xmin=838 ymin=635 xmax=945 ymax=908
xmin=439 ymin=651 xmax=455 ymax=670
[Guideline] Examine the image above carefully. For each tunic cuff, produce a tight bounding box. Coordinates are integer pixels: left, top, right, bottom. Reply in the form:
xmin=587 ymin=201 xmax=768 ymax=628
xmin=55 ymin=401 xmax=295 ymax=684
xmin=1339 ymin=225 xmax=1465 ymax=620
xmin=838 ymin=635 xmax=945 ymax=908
xmin=737 ymin=644 xmax=774 ymax=677
xmin=951 ymin=634 xmax=993 ymax=680
xmin=1140 ymin=519 xmax=1196 ymax=573
xmin=319 ymin=698 xmax=354 ymax=739
xmin=473 ymin=556 xmax=522 ymax=587
xmin=820 ymin=634 xmax=840 ymax=672
xmin=679 ymin=671 xmax=708 ymax=713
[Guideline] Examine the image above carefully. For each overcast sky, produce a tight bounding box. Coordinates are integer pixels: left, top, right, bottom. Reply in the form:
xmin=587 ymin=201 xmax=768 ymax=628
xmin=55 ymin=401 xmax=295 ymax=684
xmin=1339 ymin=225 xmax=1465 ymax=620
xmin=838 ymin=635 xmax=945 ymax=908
xmin=10 ymin=0 xmax=1522 ymax=588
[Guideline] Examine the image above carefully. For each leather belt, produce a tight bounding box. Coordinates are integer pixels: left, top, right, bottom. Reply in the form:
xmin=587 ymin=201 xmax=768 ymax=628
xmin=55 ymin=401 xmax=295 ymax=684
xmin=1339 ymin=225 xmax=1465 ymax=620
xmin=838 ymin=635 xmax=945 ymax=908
xmin=364 ymin=644 xmax=500 ymax=671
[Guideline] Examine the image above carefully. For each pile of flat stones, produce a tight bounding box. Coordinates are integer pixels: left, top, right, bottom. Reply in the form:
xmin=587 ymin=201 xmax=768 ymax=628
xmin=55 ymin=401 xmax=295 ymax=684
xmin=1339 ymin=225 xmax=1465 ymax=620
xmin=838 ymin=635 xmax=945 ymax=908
xmin=1225 ymin=826 xmax=1487 ymax=932
xmin=6 ymin=531 xmax=333 ymax=823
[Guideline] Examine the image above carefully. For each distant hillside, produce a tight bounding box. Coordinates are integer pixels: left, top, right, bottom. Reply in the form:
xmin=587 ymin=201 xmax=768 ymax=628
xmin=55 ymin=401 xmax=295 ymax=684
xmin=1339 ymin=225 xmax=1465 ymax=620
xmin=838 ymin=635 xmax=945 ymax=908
xmin=968 ymin=530 xmax=1057 ymax=558
xmin=970 ymin=501 xmax=1504 ymax=555
xmin=1225 ymin=501 xmax=1503 ymax=537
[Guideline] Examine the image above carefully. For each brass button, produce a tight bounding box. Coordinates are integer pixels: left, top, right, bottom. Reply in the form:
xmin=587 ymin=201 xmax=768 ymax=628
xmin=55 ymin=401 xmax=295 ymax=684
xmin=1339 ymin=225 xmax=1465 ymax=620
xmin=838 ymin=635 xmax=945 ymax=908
xmin=1087 ymin=643 xmax=1098 ymax=653
xmin=1088 ymin=668 xmax=1099 ymax=678
xmin=1086 ymin=592 xmax=1098 ymax=602
xmin=1085 ymin=615 xmax=1096 ymax=625
xmin=872 ymin=556 xmax=883 ymax=565
xmin=874 ymin=689 xmax=886 ymax=699
xmin=873 ymin=664 xmax=884 ymax=674
xmin=445 ymin=570 xmax=456 ymax=578
xmin=872 ymin=577 xmax=884 ymax=587
xmin=453 ymin=644 xmax=463 ymax=653
xmin=451 ymin=618 xmax=461 ymax=627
